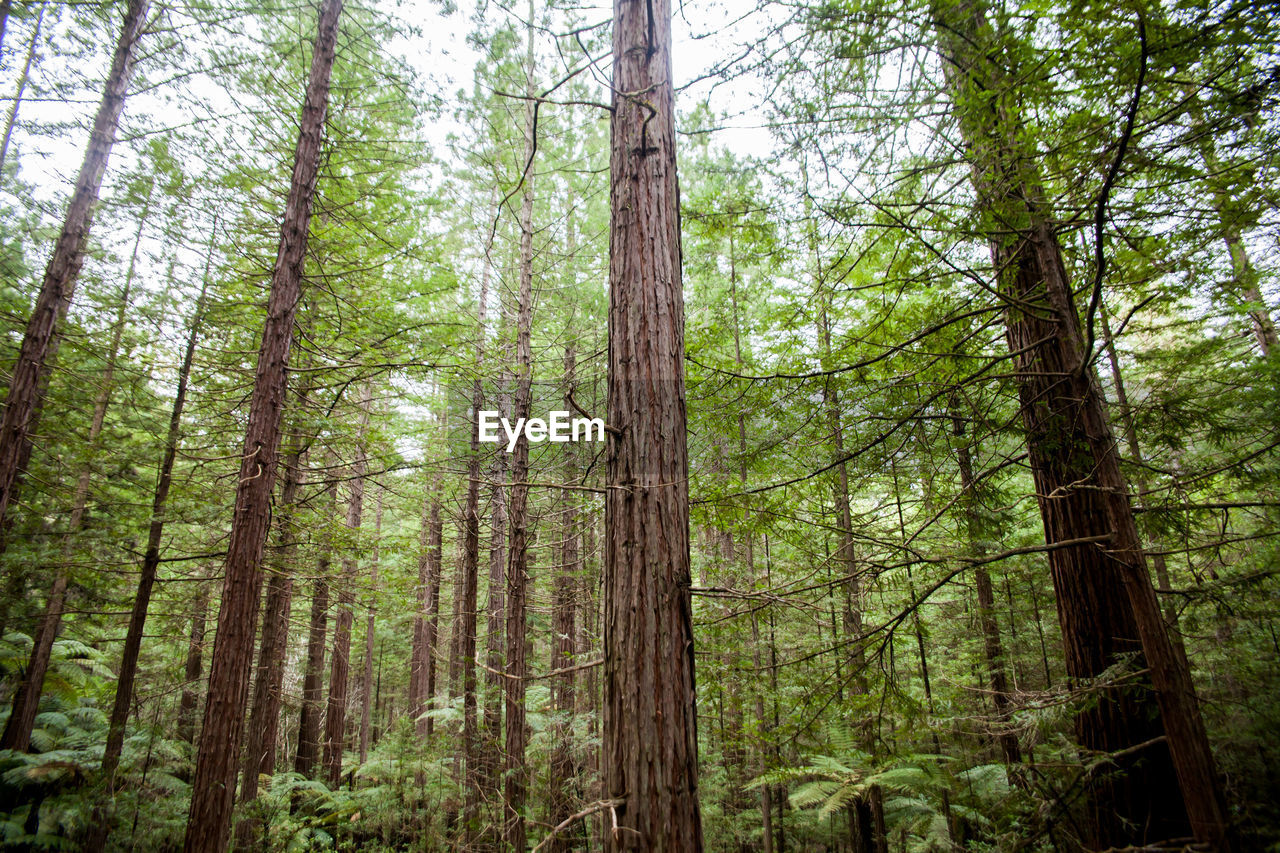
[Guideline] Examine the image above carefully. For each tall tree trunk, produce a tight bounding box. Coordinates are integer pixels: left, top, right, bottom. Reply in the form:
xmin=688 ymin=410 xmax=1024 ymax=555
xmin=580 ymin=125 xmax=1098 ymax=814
xmin=1184 ymin=95 xmax=1279 ymax=356
xmin=460 ymin=193 xmax=497 ymax=846
xmin=448 ymin=514 xmax=465 ymax=699
xmin=1 ymin=192 xmax=150 ymax=752
xmin=482 ymin=398 xmax=506 ymax=797
xmin=421 ymin=497 xmax=444 ymax=737
xmin=358 ymin=490 xmax=383 ymax=764
xmin=817 ymin=309 xmax=865 ymax=697
xmin=322 ymin=385 xmax=371 ymax=787
xmin=409 ymin=492 xmax=433 ymax=726
xmin=727 ymin=251 xmax=774 ymax=853
xmin=295 ymin=483 xmax=336 ymax=779
xmin=547 ymin=345 xmax=581 ymax=853
xmin=0 ymin=0 xmax=148 ymax=527
xmin=604 ymin=0 xmax=702 ymax=847
xmin=0 ymin=2 xmax=44 ymax=181
xmin=93 ymin=230 xmax=216 ymax=845
xmin=182 ymin=0 xmax=341 ymax=847
xmin=933 ymin=0 xmax=1229 ymax=846
xmin=100 ymin=229 xmax=214 ymax=794
xmin=503 ymin=12 xmax=537 ymax=847
xmin=235 ymin=373 xmax=313 ymax=848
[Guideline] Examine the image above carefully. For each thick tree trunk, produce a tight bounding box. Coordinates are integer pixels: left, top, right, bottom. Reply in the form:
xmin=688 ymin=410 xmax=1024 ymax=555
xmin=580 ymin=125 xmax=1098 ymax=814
xmin=0 ymin=2 xmax=44 ymax=181
xmin=0 ymin=0 xmax=148 ymax=527
xmin=182 ymin=1 xmax=341 ymax=847
xmin=604 ymin=0 xmax=702 ymax=847
xmin=934 ymin=1 xmax=1229 ymax=845
xmin=322 ymin=386 xmax=371 ymax=787
xmin=235 ymin=375 xmax=312 ymax=848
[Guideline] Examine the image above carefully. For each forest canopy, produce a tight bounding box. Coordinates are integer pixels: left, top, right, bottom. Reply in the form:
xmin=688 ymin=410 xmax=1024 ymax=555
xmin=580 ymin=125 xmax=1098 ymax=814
xmin=0 ymin=0 xmax=1276 ymax=850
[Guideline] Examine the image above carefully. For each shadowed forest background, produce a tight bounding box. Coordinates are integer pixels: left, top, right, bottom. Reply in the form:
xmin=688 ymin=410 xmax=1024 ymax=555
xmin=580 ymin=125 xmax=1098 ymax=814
xmin=0 ymin=0 xmax=1276 ymax=849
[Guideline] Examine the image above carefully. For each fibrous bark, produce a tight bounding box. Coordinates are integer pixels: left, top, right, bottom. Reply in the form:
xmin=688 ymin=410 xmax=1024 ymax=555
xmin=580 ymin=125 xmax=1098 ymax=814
xmin=547 ymin=345 xmax=581 ymax=853
xmin=604 ymin=0 xmax=703 ymax=847
xmin=181 ymin=0 xmax=342 ymax=847
xmin=2 ymin=190 xmax=151 ymax=753
xmin=236 ymin=373 xmax=313 ymax=847
xmin=0 ymin=0 xmax=149 ymax=528
xmin=933 ymin=0 xmax=1229 ymax=845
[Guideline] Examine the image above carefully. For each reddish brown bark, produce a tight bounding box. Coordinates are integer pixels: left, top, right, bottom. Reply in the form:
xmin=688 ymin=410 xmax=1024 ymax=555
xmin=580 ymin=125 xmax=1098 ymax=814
xmin=459 ymin=194 xmax=498 ymax=843
xmin=934 ymin=0 xmax=1229 ymax=845
xmin=604 ymin=0 xmax=702 ymax=847
xmin=460 ymin=424 xmax=482 ymax=842
xmin=408 ymin=488 xmax=446 ymax=736
xmin=182 ymin=0 xmax=341 ymax=847
xmin=2 ymin=197 xmax=149 ymax=753
xmin=422 ymin=501 xmax=443 ymax=737
xmin=1098 ymin=306 xmax=1185 ymax=654
xmin=0 ymin=0 xmax=148 ymax=528
xmin=482 ymin=413 xmax=506 ymax=797
xmin=447 ymin=517 xmax=465 ymax=700
xmin=236 ymin=378 xmax=311 ymax=847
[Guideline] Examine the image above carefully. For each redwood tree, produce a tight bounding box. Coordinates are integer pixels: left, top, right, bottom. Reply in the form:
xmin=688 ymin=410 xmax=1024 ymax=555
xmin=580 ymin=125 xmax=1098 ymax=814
xmin=933 ymin=0 xmax=1230 ymax=846
xmin=0 ymin=0 xmax=149 ymax=528
xmin=603 ymin=0 xmax=703 ymax=847
xmin=181 ymin=0 xmax=343 ymax=848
